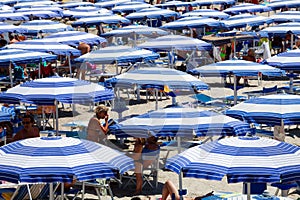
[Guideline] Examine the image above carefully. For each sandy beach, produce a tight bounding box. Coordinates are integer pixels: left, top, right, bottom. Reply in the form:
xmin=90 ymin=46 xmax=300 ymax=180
xmin=56 ymin=66 xmax=300 ymax=200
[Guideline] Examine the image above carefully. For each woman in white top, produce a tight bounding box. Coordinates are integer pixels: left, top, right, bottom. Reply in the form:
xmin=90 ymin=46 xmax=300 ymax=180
xmin=87 ymin=105 xmax=109 ymax=144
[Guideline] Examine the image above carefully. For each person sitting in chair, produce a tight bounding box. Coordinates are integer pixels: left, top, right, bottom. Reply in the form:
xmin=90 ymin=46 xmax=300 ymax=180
xmin=12 ymin=114 xmax=40 ymax=142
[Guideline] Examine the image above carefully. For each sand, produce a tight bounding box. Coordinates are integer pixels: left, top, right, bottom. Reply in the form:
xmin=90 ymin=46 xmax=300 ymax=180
xmin=54 ymin=65 xmax=300 ymax=200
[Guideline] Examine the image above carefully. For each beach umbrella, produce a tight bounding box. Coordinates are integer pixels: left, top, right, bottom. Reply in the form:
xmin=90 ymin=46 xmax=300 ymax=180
xmin=161 ymin=16 xmax=225 ymax=31
xmin=0 ymin=76 xmax=114 ymax=132
xmin=57 ymin=2 xmax=94 ymax=9
xmin=223 ymin=3 xmax=272 ymax=15
xmin=267 ymin=0 xmax=300 ymax=11
xmin=111 ymin=2 xmax=153 ymax=14
xmin=181 ymin=9 xmax=229 ymax=20
xmin=188 ymin=60 xmax=285 ymax=105
xmin=95 ymin=0 xmax=130 ymax=8
xmin=62 ymin=9 xmax=112 ymax=19
xmin=106 ymin=67 xmax=209 ymax=110
xmin=125 ymin=7 xmax=179 ymax=21
xmin=259 ymin=22 xmax=300 ymax=36
xmin=0 ymin=136 xmax=134 ymax=200
xmin=74 ymin=46 xmax=159 ymax=74
xmin=15 ymin=10 xmax=62 ymax=19
xmin=271 ymin=11 xmax=300 ymax=23
xmin=109 ymin=106 xmax=251 ymax=138
xmin=221 ymin=14 xmax=273 ymax=30
xmin=0 ymin=22 xmax=27 ymax=34
xmin=15 ymin=6 xmax=63 ymax=15
xmin=155 ymin=0 xmax=199 ymax=8
xmin=165 ymin=135 xmax=300 ymax=200
xmin=0 ymin=12 xmax=29 ymax=21
xmin=225 ymin=94 xmax=300 ymax=126
xmin=138 ymin=35 xmax=212 ymax=51
xmin=0 ymin=49 xmax=57 ymax=87
xmin=194 ymin=0 xmax=236 ymax=7
xmin=43 ymin=31 xmax=107 ymax=46
xmin=13 ymin=1 xmax=58 ymax=9
xmin=19 ymin=20 xmax=74 ymax=35
xmin=71 ymin=15 xmax=130 ymax=27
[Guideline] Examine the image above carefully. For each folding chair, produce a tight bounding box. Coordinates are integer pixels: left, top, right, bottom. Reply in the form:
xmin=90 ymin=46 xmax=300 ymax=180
xmin=271 ymin=182 xmax=298 ymax=197
xmin=262 ymin=85 xmax=278 ymax=95
xmin=77 ymin=179 xmax=114 ymax=200
xmin=0 ymin=183 xmax=46 ymax=200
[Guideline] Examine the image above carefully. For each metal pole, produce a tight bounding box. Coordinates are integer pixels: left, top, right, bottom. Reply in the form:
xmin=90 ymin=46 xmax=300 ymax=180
xmin=9 ymin=62 xmax=13 ymax=88
xmin=49 ymin=183 xmax=54 ymax=200
xmin=68 ymin=55 xmax=72 ymax=77
xmin=233 ymin=75 xmax=237 ymax=105
xmin=55 ymin=100 xmax=59 ymax=136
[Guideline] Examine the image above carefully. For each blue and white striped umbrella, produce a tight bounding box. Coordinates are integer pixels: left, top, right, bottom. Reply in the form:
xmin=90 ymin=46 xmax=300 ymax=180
xmin=111 ymin=2 xmax=153 ymax=14
xmin=156 ymin=0 xmax=199 ymax=8
xmin=194 ymin=0 xmax=236 ymax=7
xmin=15 ymin=7 xmax=63 ymax=15
xmin=265 ymin=49 xmax=300 ymax=71
xmin=14 ymin=1 xmax=58 ymax=9
xmin=75 ymin=46 xmax=159 ymax=64
xmin=0 ymin=12 xmax=29 ymax=21
xmin=0 ymin=76 xmax=114 ymax=105
xmin=222 ymin=14 xmax=273 ymax=29
xmin=0 ymin=22 xmax=27 ymax=34
xmin=223 ymin=3 xmax=272 ymax=15
xmin=109 ymin=107 xmax=251 ymax=138
xmin=271 ymin=11 xmax=300 ymax=23
xmin=225 ymin=94 xmax=300 ymax=126
xmin=0 ymin=106 xmax=13 ymax=122
xmin=19 ymin=20 xmax=74 ymax=34
xmin=259 ymin=22 xmax=300 ymax=36
xmin=0 ymin=136 xmax=134 ymax=183
xmin=101 ymin=25 xmax=168 ymax=37
xmin=43 ymin=31 xmax=107 ymax=46
xmin=95 ymin=0 xmax=130 ymax=8
xmin=161 ymin=16 xmax=225 ymax=30
xmin=4 ymin=40 xmax=81 ymax=56
xmin=181 ymin=9 xmax=229 ymax=20
xmin=58 ymin=2 xmax=94 ymax=9
xmin=267 ymin=0 xmax=300 ymax=10
xmin=0 ymin=49 xmax=57 ymax=66
xmin=62 ymin=9 xmax=112 ymax=19
xmin=125 ymin=7 xmax=179 ymax=20
xmin=15 ymin=10 xmax=62 ymax=19
xmin=138 ymin=35 xmax=212 ymax=51
xmin=165 ymin=136 xmax=300 ymax=183
xmin=188 ymin=60 xmax=284 ymax=77
xmin=72 ymin=15 xmax=130 ymax=27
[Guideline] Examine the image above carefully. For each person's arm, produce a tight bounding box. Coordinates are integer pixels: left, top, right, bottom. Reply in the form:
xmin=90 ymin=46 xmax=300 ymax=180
xmin=99 ymin=115 xmax=109 ymax=134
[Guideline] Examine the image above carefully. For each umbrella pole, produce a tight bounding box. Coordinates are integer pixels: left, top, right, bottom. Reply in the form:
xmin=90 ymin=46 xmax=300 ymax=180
xmin=247 ymin=183 xmax=251 ymax=200
xmin=61 ymin=182 xmax=64 ymax=200
xmin=82 ymin=182 xmax=85 ymax=200
xmin=55 ymin=100 xmax=59 ymax=136
xmin=179 ymin=171 xmax=184 ymax=200
xmin=68 ymin=55 xmax=72 ymax=77
xmin=49 ymin=183 xmax=54 ymax=200
xmin=234 ymin=75 xmax=237 ymax=105
xmin=115 ymin=61 xmax=118 ymax=75
xmin=155 ymin=88 xmax=158 ymax=110
xmin=9 ymin=62 xmax=13 ymax=88
xmin=39 ymin=62 xmax=41 ymax=78
xmin=289 ymin=71 xmax=294 ymax=94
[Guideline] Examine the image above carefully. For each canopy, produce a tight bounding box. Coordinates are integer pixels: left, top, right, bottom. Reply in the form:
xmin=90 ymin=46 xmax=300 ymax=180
xmin=222 ymin=14 xmax=273 ymax=29
xmin=267 ymin=0 xmax=300 ymax=10
xmin=72 ymin=15 xmax=130 ymax=27
xmin=0 ymin=22 xmax=27 ymax=34
xmin=13 ymin=1 xmax=58 ymax=9
xmin=62 ymin=9 xmax=112 ymax=19
xmin=271 ymin=11 xmax=300 ymax=23
xmin=0 ymin=13 xmax=29 ymax=21
xmin=265 ymin=49 xmax=300 ymax=71
xmin=181 ymin=9 xmax=229 ymax=20
xmin=15 ymin=10 xmax=62 ymax=19
xmin=111 ymin=3 xmax=153 ymax=13
xmin=94 ymin=0 xmax=130 ymax=8
xmin=125 ymin=7 xmax=179 ymax=20
xmin=259 ymin=22 xmax=300 ymax=36
xmin=194 ymin=0 xmax=236 ymax=6
xmin=223 ymin=3 xmax=272 ymax=15
xmin=101 ymin=25 xmax=168 ymax=37
xmin=19 ymin=20 xmax=74 ymax=34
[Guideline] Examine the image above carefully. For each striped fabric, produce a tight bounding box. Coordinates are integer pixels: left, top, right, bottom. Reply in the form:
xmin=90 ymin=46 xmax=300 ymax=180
xmin=188 ymin=60 xmax=285 ymax=77
xmin=101 ymin=25 xmax=168 ymax=37
xmin=0 ymin=111 xmax=11 ymax=122
xmin=162 ymin=17 xmax=225 ymax=30
xmin=225 ymin=94 xmax=300 ymax=126
xmin=193 ymin=0 xmax=236 ymax=6
xmin=108 ymin=67 xmax=209 ymax=91
xmin=43 ymin=31 xmax=107 ymax=46
xmin=165 ymin=136 xmax=300 ymax=183
xmin=222 ymin=14 xmax=273 ymax=29
xmin=267 ymin=1 xmax=300 ymax=10
xmin=138 ymin=35 xmax=212 ymax=51
xmin=0 ymin=49 xmax=57 ymax=66
xmin=75 ymin=46 xmax=159 ymax=64
xmin=15 ymin=11 xmax=61 ymax=19
xmin=0 ymin=76 xmax=114 ymax=105
xmin=266 ymin=49 xmax=300 ymax=71
xmin=111 ymin=3 xmax=153 ymax=13
xmin=0 ymin=13 xmax=29 ymax=21
xmin=109 ymin=107 xmax=251 ymax=138
xmin=0 ymin=136 xmax=134 ymax=183
xmin=57 ymin=2 xmax=94 ymax=9
xmin=181 ymin=9 xmax=229 ymax=20
xmin=95 ymin=0 xmax=130 ymax=8
xmin=5 ymin=40 xmax=81 ymax=56
xmin=223 ymin=3 xmax=272 ymax=15
xmin=14 ymin=1 xmax=58 ymax=9
xmin=19 ymin=20 xmax=73 ymax=34
xmin=16 ymin=7 xmax=63 ymax=15
xmin=259 ymin=22 xmax=300 ymax=36
xmin=156 ymin=0 xmax=198 ymax=8
xmin=0 ymin=22 xmax=27 ymax=34
xmin=271 ymin=11 xmax=300 ymax=23
xmin=62 ymin=9 xmax=111 ymax=19
xmin=126 ymin=7 xmax=179 ymax=20
xmin=72 ymin=15 xmax=130 ymax=27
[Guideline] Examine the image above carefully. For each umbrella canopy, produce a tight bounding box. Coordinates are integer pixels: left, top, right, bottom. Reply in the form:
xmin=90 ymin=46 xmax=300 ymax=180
xmin=225 ymin=94 xmax=300 ymax=126
xmin=265 ymin=49 xmax=300 ymax=71
xmin=13 ymin=1 xmax=58 ymax=9
xmin=194 ymin=0 xmax=236 ymax=6
xmin=188 ymin=60 xmax=284 ymax=77
xmin=95 ymin=0 xmax=130 ymax=8
xmin=0 ymin=136 xmax=134 ymax=183
xmin=0 ymin=76 xmax=114 ymax=105
xmin=0 ymin=49 xmax=57 ymax=66
xmin=43 ymin=31 xmax=107 ymax=46
xmin=0 ymin=12 xmax=29 ymax=21
xmin=271 ymin=11 xmax=300 ymax=23
xmin=75 ymin=46 xmax=159 ymax=64
xmin=58 ymin=2 xmax=94 ymax=9
xmin=62 ymin=9 xmax=112 ymax=19
xmin=109 ymin=107 xmax=251 ymax=138
xmin=125 ymin=7 xmax=179 ymax=20
xmin=223 ymin=3 xmax=272 ymax=15
xmin=15 ymin=10 xmax=62 ymax=19
xmin=267 ymin=0 xmax=300 ymax=10
xmin=259 ymin=22 xmax=300 ymax=36
xmin=111 ymin=3 xmax=153 ymax=14
xmin=161 ymin=16 xmax=225 ymax=30
xmin=181 ymin=9 xmax=229 ymax=20
xmin=165 ymin=135 xmax=300 ymax=183
xmin=156 ymin=0 xmax=199 ymax=8
xmin=71 ymin=15 xmax=130 ymax=27
xmin=15 ymin=7 xmax=63 ymax=15
xmin=138 ymin=35 xmax=212 ymax=51
xmin=19 ymin=20 xmax=74 ymax=34
xmin=101 ymin=25 xmax=168 ymax=37
xmin=0 ymin=22 xmax=27 ymax=34
xmin=4 ymin=40 xmax=81 ymax=56
xmin=222 ymin=14 xmax=273 ymax=29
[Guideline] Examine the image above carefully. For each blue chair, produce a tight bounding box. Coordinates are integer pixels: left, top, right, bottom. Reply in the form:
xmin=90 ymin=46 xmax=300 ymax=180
xmin=271 ymin=182 xmax=299 ymax=197
xmin=262 ymin=85 xmax=278 ymax=95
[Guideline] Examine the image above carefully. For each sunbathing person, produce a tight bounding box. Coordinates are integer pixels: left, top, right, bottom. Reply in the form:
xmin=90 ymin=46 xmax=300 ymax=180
xmin=12 ymin=114 xmax=40 ymax=142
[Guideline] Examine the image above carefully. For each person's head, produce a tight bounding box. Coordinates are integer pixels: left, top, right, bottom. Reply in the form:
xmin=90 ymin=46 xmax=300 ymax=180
xmin=94 ymin=105 xmax=109 ymax=119
xmin=22 ymin=114 xmax=35 ymax=129
xmin=247 ymin=48 xmax=255 ymax=57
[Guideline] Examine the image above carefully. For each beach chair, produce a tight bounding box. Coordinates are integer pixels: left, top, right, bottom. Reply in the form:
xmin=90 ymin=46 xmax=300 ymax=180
xmin=271 ymin=182 xmax=299 ymax=197
xmin=76 ymin=179 xmax=114 ymax=200
xmin=262 ymin=85 xmax=278 ymax=95
xmin=0 ymin=183 xmax=46 ymax=200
